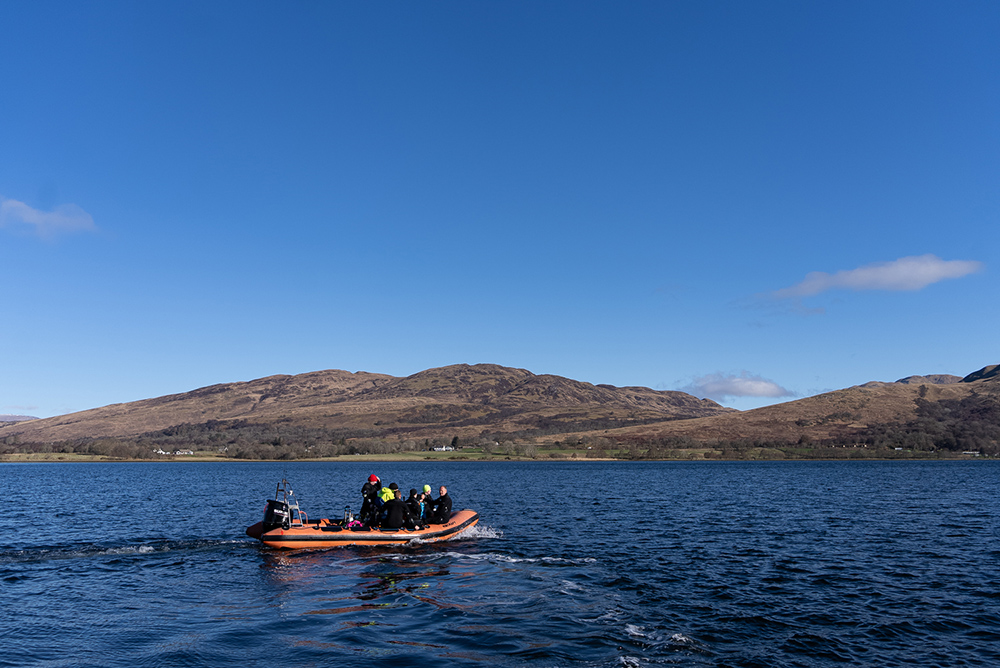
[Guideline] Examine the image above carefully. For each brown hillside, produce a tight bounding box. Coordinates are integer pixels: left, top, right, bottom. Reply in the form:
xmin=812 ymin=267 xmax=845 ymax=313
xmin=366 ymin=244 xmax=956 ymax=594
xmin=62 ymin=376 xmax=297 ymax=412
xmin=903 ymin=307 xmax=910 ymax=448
xmin=599 ymin=365 xmax=1000 ymax=444
xmin=0 ymin=364 xmax=731 ymax=443
xmin=893 ymin=374 xmax=962 ymax=385
xmin=0 ymin=370 xmax=394 ymax=443
xmin=962 ymin=365 xmax=1000 ymax=383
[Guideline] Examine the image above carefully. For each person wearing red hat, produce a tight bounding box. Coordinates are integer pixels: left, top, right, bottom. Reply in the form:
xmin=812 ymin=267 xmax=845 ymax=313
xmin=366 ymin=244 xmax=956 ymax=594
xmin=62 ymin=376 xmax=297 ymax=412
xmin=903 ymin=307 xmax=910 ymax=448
xmin=360 ymin=474 xmax=382 ymax=525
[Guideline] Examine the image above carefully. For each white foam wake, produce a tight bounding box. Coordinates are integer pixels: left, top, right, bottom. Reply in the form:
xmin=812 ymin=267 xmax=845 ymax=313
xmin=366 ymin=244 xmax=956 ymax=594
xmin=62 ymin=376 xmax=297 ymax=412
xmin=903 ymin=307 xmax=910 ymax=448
xmin=455 ymin=523 xmax=503 ymax=540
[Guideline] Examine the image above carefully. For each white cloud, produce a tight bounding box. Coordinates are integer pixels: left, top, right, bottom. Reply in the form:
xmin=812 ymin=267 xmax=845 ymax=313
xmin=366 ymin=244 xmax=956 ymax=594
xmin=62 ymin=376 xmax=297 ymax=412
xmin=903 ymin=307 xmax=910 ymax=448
xmin=772 ymin=254 xmax=983 ymax=299
xmin=0 ymin=198 xmax=96 ymax=238
xmin=681 ymin=372 xmax=794 ymax=402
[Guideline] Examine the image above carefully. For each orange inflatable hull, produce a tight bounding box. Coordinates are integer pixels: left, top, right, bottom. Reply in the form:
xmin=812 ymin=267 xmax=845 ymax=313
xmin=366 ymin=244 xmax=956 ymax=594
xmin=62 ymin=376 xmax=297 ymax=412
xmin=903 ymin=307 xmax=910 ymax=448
xmin=246 ymin=509 xmax=479 ymax=549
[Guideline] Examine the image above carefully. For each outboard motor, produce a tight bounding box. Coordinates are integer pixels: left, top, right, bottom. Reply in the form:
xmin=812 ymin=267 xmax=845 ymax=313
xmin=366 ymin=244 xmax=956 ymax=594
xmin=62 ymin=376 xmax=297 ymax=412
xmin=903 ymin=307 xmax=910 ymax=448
xmin=262 ymin=498 xmax=291 ymax=532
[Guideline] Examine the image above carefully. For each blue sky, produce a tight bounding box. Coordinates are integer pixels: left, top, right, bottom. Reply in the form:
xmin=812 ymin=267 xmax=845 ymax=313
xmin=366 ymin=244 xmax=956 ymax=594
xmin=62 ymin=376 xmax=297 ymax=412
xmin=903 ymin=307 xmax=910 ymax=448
xmin=2 ymin=1 xmax=997 ymax=419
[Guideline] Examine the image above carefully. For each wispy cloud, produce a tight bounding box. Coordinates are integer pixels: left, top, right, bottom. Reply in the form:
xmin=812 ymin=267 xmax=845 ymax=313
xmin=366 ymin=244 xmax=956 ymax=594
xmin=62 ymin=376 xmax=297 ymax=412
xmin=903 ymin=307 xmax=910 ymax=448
xmin=0 ymin=198 xmax=96 ymax=238
xmin=3 ymin=404 xmax=38 ymax=412
xmin=772 ymin=254 xmax=982 ymax=299
xmin=681 ymin=372 xmax=794 ymax=402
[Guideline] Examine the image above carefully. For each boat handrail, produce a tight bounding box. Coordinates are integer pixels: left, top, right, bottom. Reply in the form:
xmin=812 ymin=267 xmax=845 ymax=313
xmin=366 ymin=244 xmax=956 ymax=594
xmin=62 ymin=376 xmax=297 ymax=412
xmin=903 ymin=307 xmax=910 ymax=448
xmin=275 ymin=478 xmax=307 ymax=527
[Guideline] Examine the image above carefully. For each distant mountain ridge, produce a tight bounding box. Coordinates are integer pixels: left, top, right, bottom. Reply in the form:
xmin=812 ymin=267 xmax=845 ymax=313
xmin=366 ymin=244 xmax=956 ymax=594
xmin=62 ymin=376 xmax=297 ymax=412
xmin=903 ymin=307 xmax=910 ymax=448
xmin=894 ymin=374 xmax=962 ymax=385
xmin=0 ymin=415 xmax=37 ymax=423
xmin=859 ymin=374 xmax=961 ymax=388
xmin=961 ymin=364 xmax=1000 ymax=383
xmin=598 ymin=364 xmax=1000 ymax=446
xmin=2 ymin=363 xmax=997 ymax=452
xmin=0 ymin=364 xmax=731 ymax=443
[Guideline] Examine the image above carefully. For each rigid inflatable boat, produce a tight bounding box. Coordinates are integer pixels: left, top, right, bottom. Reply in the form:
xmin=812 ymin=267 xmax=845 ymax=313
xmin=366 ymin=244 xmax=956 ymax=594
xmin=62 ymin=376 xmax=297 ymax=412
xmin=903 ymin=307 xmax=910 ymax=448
xmin=246 ymin=479 xmax=480 ymax=549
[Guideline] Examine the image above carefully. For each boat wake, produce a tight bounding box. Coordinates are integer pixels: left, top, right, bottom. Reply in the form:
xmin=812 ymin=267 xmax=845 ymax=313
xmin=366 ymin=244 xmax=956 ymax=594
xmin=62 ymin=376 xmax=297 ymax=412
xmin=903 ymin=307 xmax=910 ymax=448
xmin=0 ymin=538 xmax=249 ymax=565
xmin=394 ymin=522 xmax=500 ymax=547
xmin=387 ymin=549 xmax=596 ymax=566
xmin=458 ymin=523 xmax=503 ymax=539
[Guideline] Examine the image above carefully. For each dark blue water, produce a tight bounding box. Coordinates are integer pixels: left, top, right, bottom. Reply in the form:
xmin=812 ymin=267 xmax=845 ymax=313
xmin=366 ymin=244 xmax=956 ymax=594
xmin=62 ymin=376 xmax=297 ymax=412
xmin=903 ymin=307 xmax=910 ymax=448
xmin=2 ymin=461 xmax=998 ymax=667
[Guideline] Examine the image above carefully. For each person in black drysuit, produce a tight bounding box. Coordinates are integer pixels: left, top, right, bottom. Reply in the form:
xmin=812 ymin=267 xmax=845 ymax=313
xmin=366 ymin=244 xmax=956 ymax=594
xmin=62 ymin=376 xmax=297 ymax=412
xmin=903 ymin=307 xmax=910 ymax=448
xmin=359 ymin=474 xmax=382 ymax=525
xmin=429 ymin=486 xmax=452 ymax=524
xmin=380 ymin=489 xmax=417 ymax=530
xmin=406 ymin=488 xmax=424 ymax=523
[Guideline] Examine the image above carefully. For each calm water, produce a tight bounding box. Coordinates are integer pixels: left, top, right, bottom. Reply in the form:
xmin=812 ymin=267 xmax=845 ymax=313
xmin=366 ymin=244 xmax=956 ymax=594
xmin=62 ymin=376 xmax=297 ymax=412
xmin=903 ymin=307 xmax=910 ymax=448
xmin=1 ymin=461 xmax=998 ymax=667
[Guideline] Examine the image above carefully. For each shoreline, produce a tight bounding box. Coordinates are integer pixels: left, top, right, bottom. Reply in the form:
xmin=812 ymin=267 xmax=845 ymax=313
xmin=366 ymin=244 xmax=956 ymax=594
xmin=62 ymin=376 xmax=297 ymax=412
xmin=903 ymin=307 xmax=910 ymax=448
xmin=0 ymin=453 xmax=988 ymax=464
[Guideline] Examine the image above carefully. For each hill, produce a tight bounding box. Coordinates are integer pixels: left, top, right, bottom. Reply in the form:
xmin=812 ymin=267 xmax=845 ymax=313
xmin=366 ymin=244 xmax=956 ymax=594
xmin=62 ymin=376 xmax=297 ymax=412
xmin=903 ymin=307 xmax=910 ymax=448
xmin=0 ymin=415 xmax=38 ymax=423
xmin=0 ymin=364 xmax=731 ymax=444
xmin=595 ymin=365 xmax=1000 ymax=455
xmin=3 ymin=363 xmax=997 ymax=460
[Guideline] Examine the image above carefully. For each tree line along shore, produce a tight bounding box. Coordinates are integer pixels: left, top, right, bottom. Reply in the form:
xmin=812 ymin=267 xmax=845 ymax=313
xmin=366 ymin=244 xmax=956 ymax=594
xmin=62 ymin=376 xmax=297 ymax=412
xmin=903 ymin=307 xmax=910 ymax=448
xmin=1 ymin=435 xmax=990 ymax=463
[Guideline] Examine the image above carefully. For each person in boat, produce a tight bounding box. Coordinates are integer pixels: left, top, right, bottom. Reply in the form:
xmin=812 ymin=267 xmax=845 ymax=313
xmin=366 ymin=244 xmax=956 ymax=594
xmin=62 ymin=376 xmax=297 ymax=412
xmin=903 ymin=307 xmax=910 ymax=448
xmin=430 ymin=485 xmax=452 ymax=524
xmin=360 ymin=474 xmax=382 ymax=524
xmin=422 ymin=488 xmax=434 ymax=523
xmin=379 ymin=484 xmax=397 ymax=503
xmin=406 ymin=488 xmax=423 ymax=519
xmin=380 ymin=489 xmax=418 ymax=530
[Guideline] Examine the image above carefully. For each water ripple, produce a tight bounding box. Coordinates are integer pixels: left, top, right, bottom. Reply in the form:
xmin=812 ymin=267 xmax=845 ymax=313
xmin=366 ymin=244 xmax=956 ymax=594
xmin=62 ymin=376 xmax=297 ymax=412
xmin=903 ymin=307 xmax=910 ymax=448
xmin=2 ymin=460 xmax=999 ymax=667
